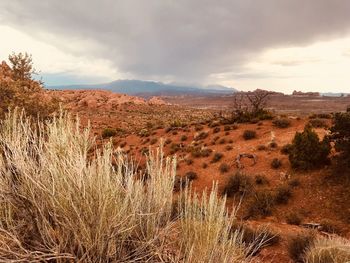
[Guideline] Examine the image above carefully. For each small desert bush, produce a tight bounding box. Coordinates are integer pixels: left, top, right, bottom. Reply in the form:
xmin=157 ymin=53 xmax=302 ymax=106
xmin=219 ymin=163 xmax=230 ymax=173
xmin=274 ymin=185 xmax=292 ymax=204
xmin=248 ymin=190 xmax=275 ymax=217
xmin=102 ymin=128 xmax=117 ymax=138
xmin=243 ymin=130 xmax=257 ymax=140
xmin=288 ymin=232 xmax=316 ymax=263
xmin=257 ymin=144 xmax=267 ymax=151
xmin=289 ymin=126 xmax=331 ymax=170
xmin=288 ymin=178 xmax=301 ymax=187
xmin=180 ymin=135 xmax=188 ymax=141
xmin=320 ymin=219 xmax=340 ymax=234
xmin=194 ymin=131 xmax=208 ymax=141
xmin=304 ymin=236 xmax=350 ymax=263
xmin=213 ymin=126 xmax=220 ymax=133
xmin=223 ymin=172 xmax=252 ymax=197
xmin=272 ymin=118 xmax=291 ymax=128
xmin=225 ymin=145 xmax=233 ymax=151
xmin=0 ymin=110 xmax=257 ymax=262
xmin=271 ymin=158 xmax=282 ymax=169
xmin=184 ymin=171 xmax=198 ymax=181
xmin=255 ymin=175 xmax=269 ymax=185
xmin=150 ymin=137 xmax=158 ymax=145
xmin=281 ymin=143 xmax=293 ymax=155
xmin=233 ymin=223 xmax=280 ymax=256
xmin=219 ymin=138 xmax=226 ymax=144
xmin=211 ymin=152 xmax=223 ymax=163
xmin=308 ymin=118 xmax=328 ymax=128
xmin=286 ymin=212 xmax=302 ymax=225
xmin=190 ymin=146 xmax=212 ymax=158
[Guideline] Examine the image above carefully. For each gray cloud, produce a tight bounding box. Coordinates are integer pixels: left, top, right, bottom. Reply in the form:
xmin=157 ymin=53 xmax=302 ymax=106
xmin=1 ymin=0 xmax=350 ymax=82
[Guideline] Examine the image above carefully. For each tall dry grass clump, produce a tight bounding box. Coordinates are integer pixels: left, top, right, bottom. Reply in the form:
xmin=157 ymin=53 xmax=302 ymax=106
xmin=304 ymin=236 xmax=350 ymax=263
xmin=0 ymin=109 xmax=258 ymax=262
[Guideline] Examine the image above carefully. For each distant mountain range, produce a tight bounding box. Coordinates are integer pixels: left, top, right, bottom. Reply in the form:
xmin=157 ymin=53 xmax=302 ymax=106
xmin=48 ymin=79 xmax=237 ymax=98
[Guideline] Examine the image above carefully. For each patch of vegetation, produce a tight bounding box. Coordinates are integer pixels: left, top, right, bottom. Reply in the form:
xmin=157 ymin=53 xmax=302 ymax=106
xmin=309 ymin=113 xmax=332 ymax=119
xmin=102 ymin=128 xmax=117 ymax=138
xmin=243 ymin=130 xmax=257 ymax=140
xmin=211 ymin=152 xmax=223 ymax=163
xmin=255 ymin=175 xmax=269 ymax=185
xmin=320 ymin=219 xmax=340 ymax=234
xmin=186 ymin=159 xmax=194 ymax=165
xmin=213 ymin=126 xmax=220 ymax=133
xmin=329 ymin=111 xmax=350 ymax=174
xmin=218 ymin=138 xmax=226 ymax=144
xmin=304 ymin=236 xmax=350 ymax=263
xmin=185 ymin=171 xmax=198 ymax=181
xmin=257 ymin=144 xmax=267 ymax=151
xmin=281 ymin=143 xmax=292 ymax=155
xmin=308 ymin=118 xmax=328 ymax=128
xmin=223 ymin=172 xmax=252 ymax=197
xmin=225 ymin=145 xmax=233 ymax=151
xmin=150 ymin=138 xmax=158 ymax=145
xmin=288 ymin=178 xmax=301 ymax=188
xmin=233 ymin=223 xmax=280 ymax=256
xmin=194 ymin=131 xmax=209 ymax=141
xmin=271 ymin=158 xmax=282 ymax=169
xmin=289 ymin=126 xmax=331 ymax=170
xmin=180 ymin=135 xmax=188 ymax=141
xmin=248 ymin=190 xmax=275 ymax=217
xmin=190 ymin=146 xmax=212 ymax=158
xmin=139 ymin=128 xmax=150 ymax=137
xmin=268 ymin=141 xmax=278 ymax=148
xmin=202 ymin=163 xmax=208 ymax=169
xmin=272 ymin=118 xmax=291 ymax=128
xmin=286 ymin=212 xmax=302 ymax=225
xmin=194 ymin=124 xmax=203 ymax=131
xmin=287 ymin=233 xmax=315 ymax=263
xmin=274 ymin=185 xmax=292 ymax=204
xmin=219 ymin=163 xmax=230 ymax=173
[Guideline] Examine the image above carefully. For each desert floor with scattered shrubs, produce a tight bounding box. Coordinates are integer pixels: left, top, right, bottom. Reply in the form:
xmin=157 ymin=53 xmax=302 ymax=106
xmin=0 ymin=109 xmax=265 ymax=262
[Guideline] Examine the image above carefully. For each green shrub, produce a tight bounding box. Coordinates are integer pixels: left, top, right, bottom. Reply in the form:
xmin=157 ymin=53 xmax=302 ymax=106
xmin=308 ymin=118 xmax=328 ymax=128
xmin=329 ymin=111 xmax=350 ymax=173
xmin=243 ymin=130 xmax=257 ymax=140
xmin=289 ymin=126 xmax=331 ymax=170
xmin=272 ymin=118 xmax=291 ymax=128
xmin=102 ymin=128 xmax=117 ymax=138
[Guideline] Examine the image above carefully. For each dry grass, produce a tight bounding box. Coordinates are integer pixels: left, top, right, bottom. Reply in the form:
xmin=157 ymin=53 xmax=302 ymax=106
xmin=0 ymin=109 xmax=261 ymax=262
xmin=304 ymin=236 xmax=350 ymax=263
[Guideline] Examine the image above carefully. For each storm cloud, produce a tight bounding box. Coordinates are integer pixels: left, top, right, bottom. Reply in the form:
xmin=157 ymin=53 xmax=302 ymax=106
xmin=1 ymin=0 xmax=350 ymax=83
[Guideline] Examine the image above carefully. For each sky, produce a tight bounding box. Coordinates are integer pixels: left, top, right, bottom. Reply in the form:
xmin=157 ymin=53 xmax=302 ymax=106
xmin=0 ymin=0 xmax=350 ymax=94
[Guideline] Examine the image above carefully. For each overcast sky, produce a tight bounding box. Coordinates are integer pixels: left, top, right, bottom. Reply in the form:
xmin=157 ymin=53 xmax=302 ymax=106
xmin=1 ymin=0 xmax=350 ymax=93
